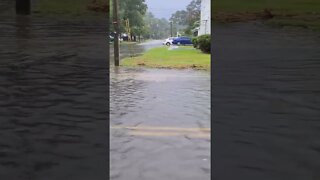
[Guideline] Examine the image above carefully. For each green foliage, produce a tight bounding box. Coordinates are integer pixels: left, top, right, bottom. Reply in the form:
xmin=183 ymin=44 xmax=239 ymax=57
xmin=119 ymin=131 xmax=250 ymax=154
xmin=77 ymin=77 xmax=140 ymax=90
xmin=143 ymin=12 xmax=170 ymax=39
xmin=110 ymin=0 xmax=147 ymax=37
xmin=186 ymin=0 xmax=201 ymax=26
xmin=120 ymin=0 xmax=147 ymax=27
xmin=192 ymin=37 xmax=199 ymax=48
xmin=197 ymin=35 xmax=211 ymax=53
xmin=170 ymin=0 xmax=201 ymax=36
xmin=170 ymin=10 xmax=188 ymax=25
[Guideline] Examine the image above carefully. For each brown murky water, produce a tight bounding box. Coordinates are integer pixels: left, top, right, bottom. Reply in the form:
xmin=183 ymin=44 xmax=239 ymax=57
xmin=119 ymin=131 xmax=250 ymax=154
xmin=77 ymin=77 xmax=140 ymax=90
xmin=0 ymin=8 xmax=108 ymax=179
xmin=213 ymin=22 xmax=320 ymax=180
xmin=110 ymin=42 xmax=211 ymax=180
xmin=5 ymin=0 xmax=319 ymax=179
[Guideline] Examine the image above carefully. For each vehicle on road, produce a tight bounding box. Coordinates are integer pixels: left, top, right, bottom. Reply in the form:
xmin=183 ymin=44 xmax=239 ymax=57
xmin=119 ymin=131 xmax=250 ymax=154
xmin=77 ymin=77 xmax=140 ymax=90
xmin=109 ymin=35 xmax=114 ymax=42
xmin=172 ymin=36 xmax=193 ymax=45
xmin=162 ymin=37 xmax=176 ymax=46
xmin=108 ymin=33 xmax=123 ymax=43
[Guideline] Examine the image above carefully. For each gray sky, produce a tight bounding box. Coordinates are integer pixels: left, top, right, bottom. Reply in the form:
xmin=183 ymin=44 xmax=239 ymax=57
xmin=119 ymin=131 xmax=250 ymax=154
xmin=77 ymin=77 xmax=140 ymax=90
xmin=145 ymin=0 xmax=193 ymax=20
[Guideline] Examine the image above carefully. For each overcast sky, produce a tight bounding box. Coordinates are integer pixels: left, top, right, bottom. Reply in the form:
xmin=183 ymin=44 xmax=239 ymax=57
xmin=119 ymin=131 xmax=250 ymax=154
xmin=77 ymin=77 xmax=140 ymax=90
xmin=145 ymin=0 xmax=193 ymax=20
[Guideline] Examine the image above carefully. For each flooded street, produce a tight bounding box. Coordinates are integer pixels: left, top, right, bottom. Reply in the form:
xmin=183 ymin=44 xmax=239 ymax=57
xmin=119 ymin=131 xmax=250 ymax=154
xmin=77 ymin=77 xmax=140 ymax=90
xmin=110 ymin=42 xmax=211 ymax=180
xmin=213 ymin=22 xmax=320 ymax=180
xmin=0 ymin=7 xmax=108 ymax=179
xmin=2 ymin=0 xmax=320 ymax=178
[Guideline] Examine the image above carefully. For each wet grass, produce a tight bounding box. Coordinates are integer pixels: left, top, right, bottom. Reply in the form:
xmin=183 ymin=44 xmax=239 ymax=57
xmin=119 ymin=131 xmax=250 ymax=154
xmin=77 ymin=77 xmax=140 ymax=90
xmin=121 ymin=46 xmax=210 ymax=70
xmin=213 ymin=0 xmax=320 ymax=30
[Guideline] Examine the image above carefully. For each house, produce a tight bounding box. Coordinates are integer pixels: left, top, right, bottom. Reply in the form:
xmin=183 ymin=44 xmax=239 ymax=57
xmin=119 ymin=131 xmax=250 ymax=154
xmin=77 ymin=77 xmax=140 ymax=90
xmin=198 ymin=0 xmax=211 ymax=35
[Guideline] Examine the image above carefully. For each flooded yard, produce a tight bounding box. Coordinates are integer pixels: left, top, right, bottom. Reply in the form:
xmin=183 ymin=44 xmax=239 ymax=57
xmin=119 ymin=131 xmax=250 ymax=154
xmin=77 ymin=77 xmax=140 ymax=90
xmin=2 ymin=0 xmax=320 ymax=178
xmin=110 ymin=41 xmax=211 ymax=180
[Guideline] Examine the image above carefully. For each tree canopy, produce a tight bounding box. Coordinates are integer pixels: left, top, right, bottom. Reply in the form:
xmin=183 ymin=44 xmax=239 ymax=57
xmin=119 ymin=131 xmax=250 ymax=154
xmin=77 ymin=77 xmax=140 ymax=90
xmin=109 ymin=0 xmax=147 ymax=38
xmin=169 ymin=0 xmax=201 ymax=36
xmin=142 ymin=12 xmax=170 ymax=39
xmin=109 ymin=0 xmax=201 ymax=40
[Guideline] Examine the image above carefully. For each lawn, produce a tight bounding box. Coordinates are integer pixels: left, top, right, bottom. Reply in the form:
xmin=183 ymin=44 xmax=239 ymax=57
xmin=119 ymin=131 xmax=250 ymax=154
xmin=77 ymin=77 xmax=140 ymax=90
xmin=121 ymin=46 xmax=211 ymax=70
xmin=213 ymin=0 xmax=320 ymax=30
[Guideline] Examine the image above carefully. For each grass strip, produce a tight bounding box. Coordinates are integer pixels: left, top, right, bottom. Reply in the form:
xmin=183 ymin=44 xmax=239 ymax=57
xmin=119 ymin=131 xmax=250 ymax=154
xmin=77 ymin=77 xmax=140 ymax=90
xmin=121 ymin=46 xmax=210 ymax=70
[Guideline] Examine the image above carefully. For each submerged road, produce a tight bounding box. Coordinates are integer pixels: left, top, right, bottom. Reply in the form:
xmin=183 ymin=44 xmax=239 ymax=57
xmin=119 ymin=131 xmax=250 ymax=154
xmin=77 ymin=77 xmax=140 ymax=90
xmin=110 ymin=41 xmax=211 ymax=180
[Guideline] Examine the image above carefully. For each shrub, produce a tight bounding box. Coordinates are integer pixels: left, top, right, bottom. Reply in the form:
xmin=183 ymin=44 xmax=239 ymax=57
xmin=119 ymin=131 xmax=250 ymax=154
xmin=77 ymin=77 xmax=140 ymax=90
xmin=197 ymin=34 xmax=211 ymax=53
xmin=192 ymin=37 xmax=199 ymax=48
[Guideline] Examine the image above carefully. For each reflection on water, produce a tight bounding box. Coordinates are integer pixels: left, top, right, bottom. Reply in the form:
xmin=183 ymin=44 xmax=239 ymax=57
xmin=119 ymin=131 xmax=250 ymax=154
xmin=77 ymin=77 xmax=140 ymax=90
xmin=110 ymin=68 xmax=210 ymax=127
xmin=213 ymin=22 xmax=320 ymax=180
xmin=109 ymin=40 xmax=163 ymax=67
xmin=0 ymin=14 xmax=108 ymax=179
xmin=110 ymin=41 xmax=211 ymax=180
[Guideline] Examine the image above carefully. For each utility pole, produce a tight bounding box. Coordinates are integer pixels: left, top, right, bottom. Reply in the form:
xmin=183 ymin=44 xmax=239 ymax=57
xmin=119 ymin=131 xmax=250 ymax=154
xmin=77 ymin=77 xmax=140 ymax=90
xmin=113 ymin=0 xmax=120 ymax=66
xmin=170 ymin=21 xmax=173 ymax=37
xmin=203 ymin=20 xmax=208 ymax=34
xmin=16 ymin=0 xmax=31 ymax=15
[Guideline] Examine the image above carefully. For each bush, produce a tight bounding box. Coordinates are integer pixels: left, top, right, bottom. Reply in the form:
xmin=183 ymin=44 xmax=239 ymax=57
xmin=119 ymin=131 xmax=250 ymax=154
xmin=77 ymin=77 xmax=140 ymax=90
xmin=197 ymin=34 xmax=211 ymax=53
xmin=192 ymin=37 xmax=199 ymax=48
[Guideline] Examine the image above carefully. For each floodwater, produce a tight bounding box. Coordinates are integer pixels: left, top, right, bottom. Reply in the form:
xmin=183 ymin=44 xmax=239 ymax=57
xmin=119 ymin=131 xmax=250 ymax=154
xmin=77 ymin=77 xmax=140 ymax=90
xmin=110 ymin=41 xmax=211 ymax=180
xmin=0 ymin=12 xmax=108 ymax=180
xmin=212 ymin=22 xmax=320 ymax=180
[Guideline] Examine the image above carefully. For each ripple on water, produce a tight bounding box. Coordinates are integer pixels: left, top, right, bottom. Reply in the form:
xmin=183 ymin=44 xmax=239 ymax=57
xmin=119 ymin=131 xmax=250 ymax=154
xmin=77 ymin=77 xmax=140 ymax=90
xmin=0 ymin=15 xmax=108 ymax=179
xmin=110 ymin=67 xmax=211 ymax=180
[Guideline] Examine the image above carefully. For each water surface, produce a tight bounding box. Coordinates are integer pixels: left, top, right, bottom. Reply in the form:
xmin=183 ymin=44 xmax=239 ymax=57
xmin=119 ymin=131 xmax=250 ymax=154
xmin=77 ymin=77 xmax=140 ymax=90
xmin=110 ymin=41 xmax=211 ymax=180
xmin=212 ymin=22 xmax=320 ymax=180
xmin=0 ymin=13 xmax=108 ymax=179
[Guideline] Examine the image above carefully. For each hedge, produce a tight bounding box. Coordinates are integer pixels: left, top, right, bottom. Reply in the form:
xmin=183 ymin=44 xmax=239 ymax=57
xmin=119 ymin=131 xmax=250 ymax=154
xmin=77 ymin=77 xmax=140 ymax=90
xmin=197 ymin=34 xmax=211 ymax=53
xmin=192 ymin=37 xmax=199 ymax=48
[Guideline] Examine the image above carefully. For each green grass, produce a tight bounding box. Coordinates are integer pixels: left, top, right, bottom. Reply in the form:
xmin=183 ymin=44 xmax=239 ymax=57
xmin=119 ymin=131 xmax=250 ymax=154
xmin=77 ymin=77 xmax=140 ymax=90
xmin=213 ymin=0 xmax=320 ymax=30
xmin=121 ymin=46 xmax=211 ymax=70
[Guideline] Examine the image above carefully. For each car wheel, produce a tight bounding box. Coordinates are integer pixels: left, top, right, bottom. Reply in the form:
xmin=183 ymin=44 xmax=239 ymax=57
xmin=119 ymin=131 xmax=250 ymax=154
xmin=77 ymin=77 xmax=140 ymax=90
xmin=166 ymin=42 xmax=171 ymax=46
xmin=177 ymin=42 xmax=181 ymax=45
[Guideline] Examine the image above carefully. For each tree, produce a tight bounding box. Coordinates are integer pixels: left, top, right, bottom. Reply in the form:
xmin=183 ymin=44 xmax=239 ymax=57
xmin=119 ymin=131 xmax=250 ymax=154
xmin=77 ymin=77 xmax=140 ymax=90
xmin=169 ymin=0 xmax=201 ymax=36
xmin=119 ymin=0 xmax=147 ymax=40
xmin=186 ymin=0 xmax=201 ymax=26
xmin=109 ymin=0 xmax=147 ymax=40
xmin=142 ymin=12 xmax=170 ymax=39
xmin=170 ymin=10 xmax=188 ymax=25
